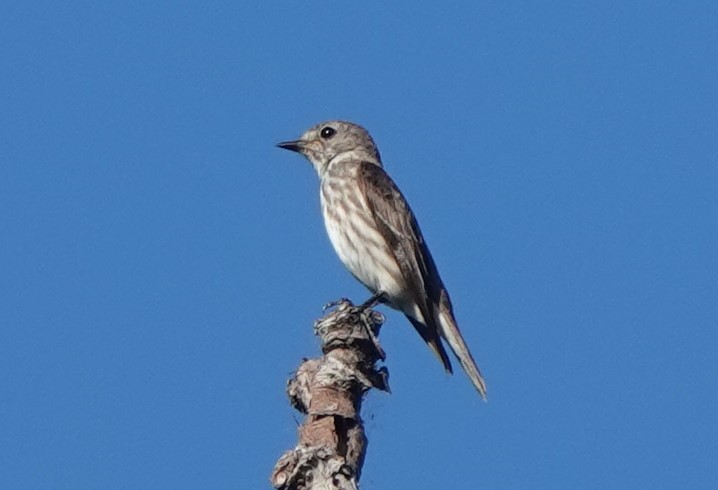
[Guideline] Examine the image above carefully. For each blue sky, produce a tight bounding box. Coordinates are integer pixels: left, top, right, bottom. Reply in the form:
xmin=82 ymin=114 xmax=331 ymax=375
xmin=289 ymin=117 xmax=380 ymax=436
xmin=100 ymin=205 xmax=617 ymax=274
xmin=1 ymin=1 xmax=717 ymax=488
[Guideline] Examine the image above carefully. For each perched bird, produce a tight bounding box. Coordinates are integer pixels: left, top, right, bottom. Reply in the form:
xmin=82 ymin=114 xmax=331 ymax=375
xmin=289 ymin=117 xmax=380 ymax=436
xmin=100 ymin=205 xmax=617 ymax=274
xmin=277 ymin=121 xmax=487 ymax=399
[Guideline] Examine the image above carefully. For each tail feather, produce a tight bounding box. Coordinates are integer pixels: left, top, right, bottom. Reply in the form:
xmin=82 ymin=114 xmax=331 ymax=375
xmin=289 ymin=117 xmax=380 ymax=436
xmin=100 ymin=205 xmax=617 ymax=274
xmin=406 ymin=315 xmax=453 ymax=374
xmin=436 ymin=290 xmax=487 ymax=400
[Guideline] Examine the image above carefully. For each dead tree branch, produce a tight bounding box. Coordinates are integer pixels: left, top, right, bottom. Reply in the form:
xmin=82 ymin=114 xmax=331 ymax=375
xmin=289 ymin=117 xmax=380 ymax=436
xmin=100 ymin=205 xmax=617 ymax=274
xmin=271 ymin=299 xmax=390 ymax=490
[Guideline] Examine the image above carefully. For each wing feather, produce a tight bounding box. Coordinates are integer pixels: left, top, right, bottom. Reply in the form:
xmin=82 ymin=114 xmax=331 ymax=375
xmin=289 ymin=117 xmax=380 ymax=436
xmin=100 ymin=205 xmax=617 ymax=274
xmin=357 ymin=162 xmax=452 ymax=372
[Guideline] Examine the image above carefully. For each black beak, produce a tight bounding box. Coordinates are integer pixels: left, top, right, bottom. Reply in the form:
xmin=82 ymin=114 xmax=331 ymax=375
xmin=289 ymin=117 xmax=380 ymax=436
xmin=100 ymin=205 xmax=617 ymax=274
xmin=276 ymin=140 xmax=304 ymax=153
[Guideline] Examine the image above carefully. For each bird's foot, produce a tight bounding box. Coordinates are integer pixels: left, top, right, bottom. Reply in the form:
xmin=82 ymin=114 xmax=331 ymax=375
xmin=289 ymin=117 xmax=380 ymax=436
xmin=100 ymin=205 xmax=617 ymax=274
xmin=322 ymin=297 xmax=353 ymax=311
xmin=321 ymin=294 xmax=386 ymax=361
xmin=358 ymin=309 xmax=386 ymax=362
xmin=356 ymin=291 xmax=387 ymax=360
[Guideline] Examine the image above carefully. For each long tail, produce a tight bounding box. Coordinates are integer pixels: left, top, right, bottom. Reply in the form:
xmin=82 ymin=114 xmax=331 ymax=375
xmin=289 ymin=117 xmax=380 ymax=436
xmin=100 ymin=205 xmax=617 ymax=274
xmin=436 ymin=289 xmax=487 ymax=400
xmin=406 ymin=315 xmax=454 ymax=374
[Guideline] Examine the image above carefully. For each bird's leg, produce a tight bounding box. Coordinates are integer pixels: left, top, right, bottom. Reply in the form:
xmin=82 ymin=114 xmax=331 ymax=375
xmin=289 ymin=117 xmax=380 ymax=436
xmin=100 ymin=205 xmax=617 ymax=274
xmin=358 ymin=291 xmax=387 ymax=361
xmin=359 ymin=291 xmax=387 ymax=310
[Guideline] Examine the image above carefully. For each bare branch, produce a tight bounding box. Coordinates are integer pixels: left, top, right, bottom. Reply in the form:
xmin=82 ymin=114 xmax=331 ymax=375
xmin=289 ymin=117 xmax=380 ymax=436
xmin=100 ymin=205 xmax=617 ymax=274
xmin=271 ymin=300 xmax=389 ymax=490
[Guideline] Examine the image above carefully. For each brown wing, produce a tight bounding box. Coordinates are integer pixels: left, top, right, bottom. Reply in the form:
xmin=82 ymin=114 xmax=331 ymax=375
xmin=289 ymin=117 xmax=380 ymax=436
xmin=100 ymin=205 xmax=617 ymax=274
xmin=357 ymin=161 xmax=452 ymax=373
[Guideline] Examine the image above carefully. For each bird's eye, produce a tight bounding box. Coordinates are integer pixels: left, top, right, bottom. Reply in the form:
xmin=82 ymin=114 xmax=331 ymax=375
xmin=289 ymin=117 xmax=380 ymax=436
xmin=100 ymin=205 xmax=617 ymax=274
xmin=320 ymin=127 xmax=336 ymax=139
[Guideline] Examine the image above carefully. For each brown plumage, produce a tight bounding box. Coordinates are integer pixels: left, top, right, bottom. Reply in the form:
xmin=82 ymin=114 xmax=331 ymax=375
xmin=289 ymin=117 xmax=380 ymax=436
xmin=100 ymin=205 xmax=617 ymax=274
xmin=277 ymin=121 xmax=487 ymax=399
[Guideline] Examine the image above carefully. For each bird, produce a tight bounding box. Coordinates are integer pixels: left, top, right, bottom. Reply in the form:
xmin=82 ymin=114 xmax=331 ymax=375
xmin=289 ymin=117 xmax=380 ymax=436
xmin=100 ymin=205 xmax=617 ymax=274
xmin=277 ymin=121 xmax=487 ymax=399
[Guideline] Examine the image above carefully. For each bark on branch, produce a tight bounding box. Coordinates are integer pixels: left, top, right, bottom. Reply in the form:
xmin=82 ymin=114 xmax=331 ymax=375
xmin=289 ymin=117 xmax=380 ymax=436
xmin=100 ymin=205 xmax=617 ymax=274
xmin=270 ymin=300 xmax=390 ymax=490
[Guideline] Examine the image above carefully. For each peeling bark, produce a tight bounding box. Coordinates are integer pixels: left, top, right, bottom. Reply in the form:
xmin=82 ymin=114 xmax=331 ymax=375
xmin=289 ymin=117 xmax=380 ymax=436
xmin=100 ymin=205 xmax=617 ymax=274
xmin=271 ymin=300 xmax=389 ymax=490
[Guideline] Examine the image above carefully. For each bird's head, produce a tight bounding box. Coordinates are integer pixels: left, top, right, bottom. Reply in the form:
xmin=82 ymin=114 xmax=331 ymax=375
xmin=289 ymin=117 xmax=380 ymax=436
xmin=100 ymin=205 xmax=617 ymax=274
xmin=277 ymin=120 xmax=382 ymax=176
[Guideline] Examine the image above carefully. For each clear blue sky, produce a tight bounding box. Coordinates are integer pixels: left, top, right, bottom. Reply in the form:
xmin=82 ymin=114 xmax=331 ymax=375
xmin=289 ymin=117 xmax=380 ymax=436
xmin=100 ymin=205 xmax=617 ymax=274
xmin=2 ymin=2 xmax=717 ymax=488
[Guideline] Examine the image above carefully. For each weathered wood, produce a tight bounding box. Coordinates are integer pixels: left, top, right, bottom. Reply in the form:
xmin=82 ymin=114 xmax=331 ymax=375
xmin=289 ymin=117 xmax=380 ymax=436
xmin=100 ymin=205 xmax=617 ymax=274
xmin=271 ymin=300 xmax=389 ymax=490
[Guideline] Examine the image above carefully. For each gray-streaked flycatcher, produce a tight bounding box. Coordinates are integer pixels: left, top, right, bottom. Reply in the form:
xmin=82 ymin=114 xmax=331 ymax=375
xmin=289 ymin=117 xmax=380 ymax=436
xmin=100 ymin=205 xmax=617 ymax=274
xmin=277 ymin=120 xmax=487 ymax=399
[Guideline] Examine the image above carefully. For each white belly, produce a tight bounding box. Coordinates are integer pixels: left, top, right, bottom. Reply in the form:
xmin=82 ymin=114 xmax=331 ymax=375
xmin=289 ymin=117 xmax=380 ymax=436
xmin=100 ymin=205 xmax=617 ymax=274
xmin=320 ymin=192 xmax=405 ymax=303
